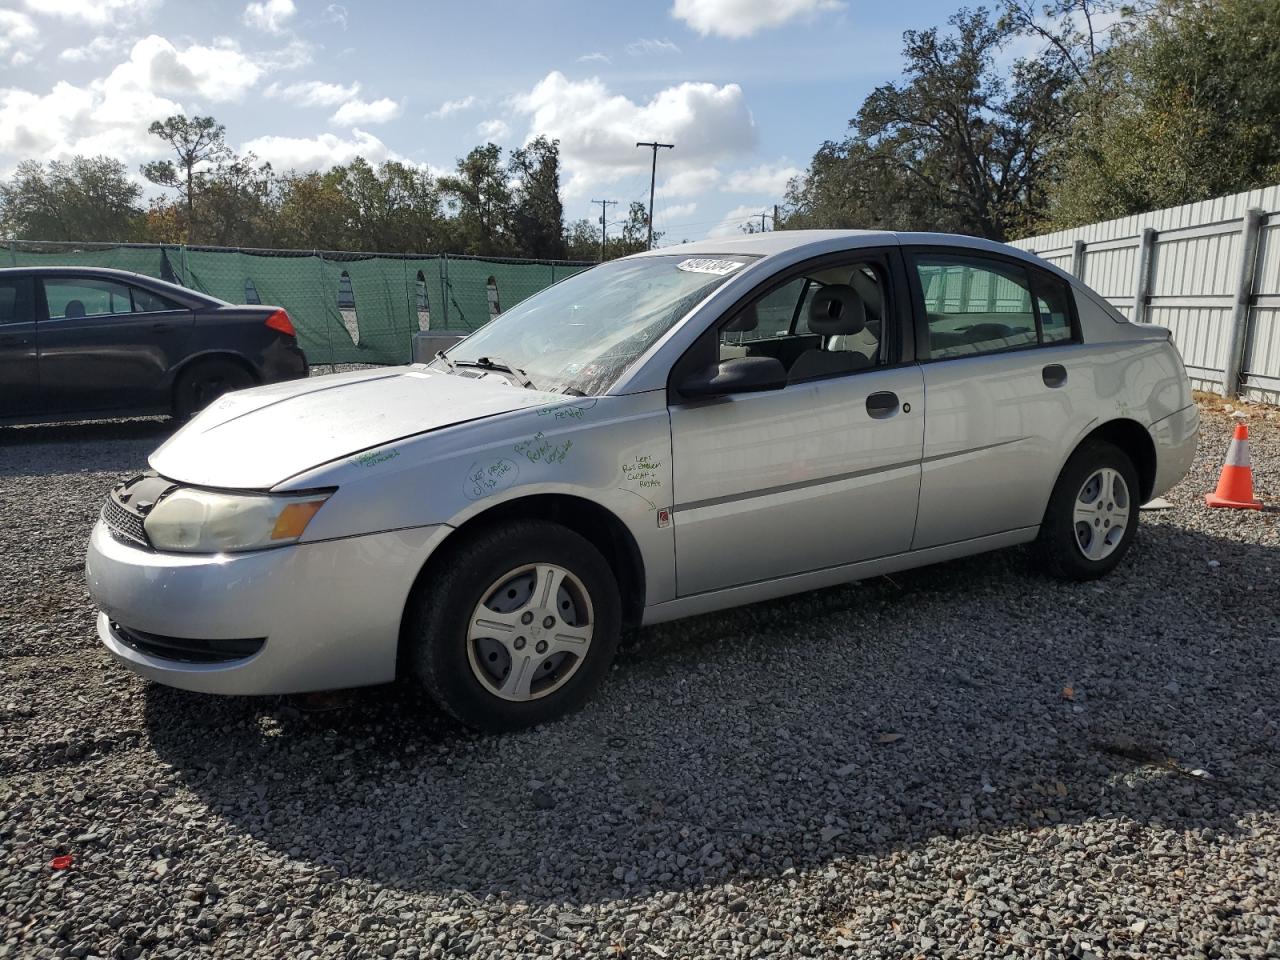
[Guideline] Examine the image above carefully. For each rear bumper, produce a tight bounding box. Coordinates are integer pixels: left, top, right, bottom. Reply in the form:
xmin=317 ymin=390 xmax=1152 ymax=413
xmin=86 ymin=519 xmax=449 ymax=695
xmin=1148 ymin=402 xmax=1200 ymax=499
xmin=261 ymin=341 xmax=309 ymax=383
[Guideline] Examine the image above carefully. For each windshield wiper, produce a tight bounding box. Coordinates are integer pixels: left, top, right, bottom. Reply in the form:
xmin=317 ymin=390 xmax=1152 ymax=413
xmin=456 ymin=356 xmax=536 ymax=390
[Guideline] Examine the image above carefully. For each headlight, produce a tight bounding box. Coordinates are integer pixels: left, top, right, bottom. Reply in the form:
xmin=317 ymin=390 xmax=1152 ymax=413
xmin=143 ymin=488 xmax=331 ymax=554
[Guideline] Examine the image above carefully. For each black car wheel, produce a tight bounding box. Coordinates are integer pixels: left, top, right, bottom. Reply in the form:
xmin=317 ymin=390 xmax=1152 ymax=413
xmin=1035 ymin=440 xmax=1140 ymax=581
xmin=172 ymin=359 xmax=256 ymax=420
xmin=405 ymin=520 xmax=622 ymax=732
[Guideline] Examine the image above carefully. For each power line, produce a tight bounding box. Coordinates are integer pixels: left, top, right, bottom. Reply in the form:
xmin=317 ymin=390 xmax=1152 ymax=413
xmin=591 ymin=199 xmax=617 ymax=262
xmin=635 ymin=140 xmax=674 ymax=250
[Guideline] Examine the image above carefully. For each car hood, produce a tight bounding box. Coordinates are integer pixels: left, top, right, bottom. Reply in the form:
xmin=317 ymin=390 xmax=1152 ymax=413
xmin=150 ymin=367 xmax=558 ymax=489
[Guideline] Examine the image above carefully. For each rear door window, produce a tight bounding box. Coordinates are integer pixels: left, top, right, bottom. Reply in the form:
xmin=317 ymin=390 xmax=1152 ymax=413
xmin=43 ymin=278 xmax=135 ymax=320
xmin=0 ymin=277 xmax=33 ymax=324
xmin=130 ymin=286 xmax=184 ymax=313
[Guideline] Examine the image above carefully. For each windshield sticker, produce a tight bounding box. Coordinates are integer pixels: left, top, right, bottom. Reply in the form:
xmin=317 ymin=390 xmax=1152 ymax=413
xmin=515 ymin=431 xmax=573 ymax=465
xmin=349 ymin=448 xmax=400 ymax=468
xmin=464 ymin=457 xmax=520 ymax=500
xmin=676 ymin=258 xmax=746 ymax=276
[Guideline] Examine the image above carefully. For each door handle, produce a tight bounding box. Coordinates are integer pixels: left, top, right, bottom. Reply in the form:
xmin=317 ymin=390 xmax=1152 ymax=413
xmin=1042 ymin=364 xmax=1067 ymax=388
xmin=866 ymin=391 xmax=900 ymax=417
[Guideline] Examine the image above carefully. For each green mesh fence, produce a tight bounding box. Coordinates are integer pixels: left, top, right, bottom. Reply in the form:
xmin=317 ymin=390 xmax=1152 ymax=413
xmin=3 ymin=240 xmax=592 ymax=366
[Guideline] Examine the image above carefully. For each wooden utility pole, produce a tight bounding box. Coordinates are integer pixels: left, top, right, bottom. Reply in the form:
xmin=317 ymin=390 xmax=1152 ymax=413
xmin=592 ymin=199 xmax=617 ymax=262
xmin=635 ymin=140 xmax=674 ymax=250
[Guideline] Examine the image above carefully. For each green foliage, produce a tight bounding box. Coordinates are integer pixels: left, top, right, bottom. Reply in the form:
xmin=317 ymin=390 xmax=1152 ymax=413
xmin=0 ymin=156 xmax=145 ymax=242
xmin=784 ymin=8 xmax=1071 ymax=240
xmin=787 ymin=0 xmax=1280 ymax=237
xmin=1047 ymin=0 xmax=1280 ymax=226
xmin=140 ymin=115 xmax=231 ymax=242
xmin=508 ymin=136 xmax=566 ymax=260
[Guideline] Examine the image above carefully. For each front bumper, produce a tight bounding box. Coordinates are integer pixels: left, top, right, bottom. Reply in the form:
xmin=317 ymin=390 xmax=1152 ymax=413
xmin=86 ymin=519 xmax=449 ymax=695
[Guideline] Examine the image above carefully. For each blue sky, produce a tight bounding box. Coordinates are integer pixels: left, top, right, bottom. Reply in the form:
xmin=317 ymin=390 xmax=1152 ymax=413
xmin=0 ymin=0 xmax=966 ymax=243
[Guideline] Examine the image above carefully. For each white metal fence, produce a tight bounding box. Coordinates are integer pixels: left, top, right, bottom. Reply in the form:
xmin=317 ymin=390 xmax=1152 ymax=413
xmin=1011 ymin=184 xmax=1280 ymax=403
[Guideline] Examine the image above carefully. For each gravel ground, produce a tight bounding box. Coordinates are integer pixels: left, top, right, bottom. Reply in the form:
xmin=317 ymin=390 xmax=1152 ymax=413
xmin=1 ymin=400 xmax=1278 ymax=960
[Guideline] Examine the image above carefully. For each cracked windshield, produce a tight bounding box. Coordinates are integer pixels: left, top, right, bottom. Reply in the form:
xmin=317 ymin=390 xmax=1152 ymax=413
xmin=440 ymin=255 xmax=755 ymax=395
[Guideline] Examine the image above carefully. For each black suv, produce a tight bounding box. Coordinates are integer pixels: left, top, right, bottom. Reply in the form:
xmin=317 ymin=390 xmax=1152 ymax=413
xmin=0 ymin=266 xmax=308 ymax=424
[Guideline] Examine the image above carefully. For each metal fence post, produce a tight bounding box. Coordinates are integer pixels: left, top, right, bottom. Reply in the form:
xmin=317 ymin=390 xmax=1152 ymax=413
xmin=1223 ymin=208 xmax=1264 ymax=398
xmin=8 ymin=240 xmax=15 ymax=266
xmin=1070 ymin=239 xmax=1086 ymax=279
xmin=440 ymin=254 xmax=450 ymax=329
xmin=1131 ymin=227 xmax=1156 ymax=324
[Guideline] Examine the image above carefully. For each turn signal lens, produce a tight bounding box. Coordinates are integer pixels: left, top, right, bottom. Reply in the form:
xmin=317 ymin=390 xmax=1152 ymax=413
xmin=270 ymin=500 xmax=326 ymax=540
xmin=264 ymin=309 xmax=295 ymax=336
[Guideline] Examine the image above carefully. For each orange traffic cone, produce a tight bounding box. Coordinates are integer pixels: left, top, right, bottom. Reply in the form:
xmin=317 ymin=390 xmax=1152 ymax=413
xmin=1205 ymin=423 xmax=1263 ymax=510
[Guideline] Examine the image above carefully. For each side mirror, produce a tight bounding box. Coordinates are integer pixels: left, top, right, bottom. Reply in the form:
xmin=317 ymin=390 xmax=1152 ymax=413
xmin=678 ymin=356 xmax=787 ymax=399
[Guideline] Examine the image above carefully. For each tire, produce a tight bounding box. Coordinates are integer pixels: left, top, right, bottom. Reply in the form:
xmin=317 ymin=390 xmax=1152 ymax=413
xmin=1035 ymin=440 xmax=1140 ymax=581
xmin=406 ymin=520 xmax=622 ymax=732
xmin=172 ymin=358 xmax=256 ymax=420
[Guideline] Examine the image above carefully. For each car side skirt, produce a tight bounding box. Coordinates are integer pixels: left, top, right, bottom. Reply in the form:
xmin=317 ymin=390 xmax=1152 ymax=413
xmin=641 ymin=526 xmax=1039 ymax=626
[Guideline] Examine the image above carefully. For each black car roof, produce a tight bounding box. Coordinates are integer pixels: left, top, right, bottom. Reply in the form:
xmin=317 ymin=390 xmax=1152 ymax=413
xmin=0 ymin=265 xmax=223 ymax=306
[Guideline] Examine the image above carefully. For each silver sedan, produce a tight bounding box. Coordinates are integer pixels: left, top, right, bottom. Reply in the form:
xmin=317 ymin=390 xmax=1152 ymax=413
xmin=86 ymin=231 xmax=1199 ymax=730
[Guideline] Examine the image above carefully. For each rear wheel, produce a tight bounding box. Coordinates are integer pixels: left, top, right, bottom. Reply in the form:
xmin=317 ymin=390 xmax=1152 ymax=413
xmin=406 ymin=520 xmax=621 ymax=731
xmin=1035 ymin=440 xmax=1140 ymax=580
xmin=172 ymin=358 xmax=256 ymax=420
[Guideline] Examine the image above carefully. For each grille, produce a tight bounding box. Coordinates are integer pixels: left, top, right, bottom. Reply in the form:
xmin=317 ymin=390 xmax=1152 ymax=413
xmin=103 ymin=496 xmax=148 ymax=547
xmin=109 ymin=622 xmax=265 ymax=664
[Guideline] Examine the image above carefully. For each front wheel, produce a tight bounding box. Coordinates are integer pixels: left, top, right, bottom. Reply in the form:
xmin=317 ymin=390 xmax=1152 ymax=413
xmin=406 ymin=520 xmax=622 ymax=731
xmin=1035 ymin=440 xmax=1140 ymax=581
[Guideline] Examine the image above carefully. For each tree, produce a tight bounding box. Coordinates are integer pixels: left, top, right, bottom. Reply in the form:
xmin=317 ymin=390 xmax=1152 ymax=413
xmin=276 ymin=168 xmax=355 ymax=250
xmin=140 ymin=115 xmax=231 ymax=242
xmin=618 ymin=201 xmax=658 ymax=254
xmin=508 ymin=136 xmax=565 ymax=259
xmin=438 ymin=143 xmax=513 ymax=256
xmin=785 ymin=9 xmax=1072 ymax=240
xmin=197 ymin=154 xmax=279 ymax=248
xmin=0 ymin=156 xmax=145 ymax=241
xmin=1045 ymin=0 xmax=1280 ymax=226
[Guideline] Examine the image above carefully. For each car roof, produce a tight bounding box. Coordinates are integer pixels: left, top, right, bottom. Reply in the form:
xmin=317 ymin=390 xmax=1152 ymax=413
xmin=0 ymin=265 xmax=164 ymax=282
xmin=630 ymin=229 xmax=1051 ymax=269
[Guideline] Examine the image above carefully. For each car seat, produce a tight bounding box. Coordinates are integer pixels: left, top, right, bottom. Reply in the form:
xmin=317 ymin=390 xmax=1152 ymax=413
xmin=789 ymin=285 xmax=872 ymax=381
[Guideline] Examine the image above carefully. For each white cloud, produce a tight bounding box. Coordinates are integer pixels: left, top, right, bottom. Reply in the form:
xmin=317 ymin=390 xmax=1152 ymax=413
xmin=58 ymin=36 xmax=127 ymax=63
xmin=322 ymin=3 xmax=348 ymax=29
xmin=0 ymin=35 xmax=262 ymax=165
xmin=626 ymin=37 xmax=681 ymax=56
xmin=427 ymin=95 xmax=477 ymax=119
xmin=577 ymin=52 xmax=610 ymax=64
xmin=723 ymin=161 xmax=802 ymax=195
xmin=242 ymin=0 xmax=296 ymax=34
xmin=330 ymin=97 xmax=401 ymax=126
xmin=707 ymin=203 xmax=766 ymax=237
xmin=11 ymin=51 xmax=34 ymax=67
xmin=661 ymin=201 xmax=697 ymax=220
xmin=476 ymin=118 xmax=511 ymax=141
xmin=659 ymin=168 xmax=721 ymax=198
xmin=512 ymin=71 xmax=757 ymax=199
xmin=22 ymin=0 xmax=162 ymax=29
xmin=266 ymin=79 xmax=360 ymax=107
xmin=260 ymin=38 xmax=313 ymax=71
xmin=0 ymin=10 xmax=40 ymax=64
xmin=671 ymin=0 xmax=844 ymax=39
xmin=241 ymin=128 xmax=397 ymax=171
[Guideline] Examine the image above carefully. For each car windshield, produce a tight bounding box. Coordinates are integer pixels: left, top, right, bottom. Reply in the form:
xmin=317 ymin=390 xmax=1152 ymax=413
xmin=441 ymin=254 xmax=756 ymax=395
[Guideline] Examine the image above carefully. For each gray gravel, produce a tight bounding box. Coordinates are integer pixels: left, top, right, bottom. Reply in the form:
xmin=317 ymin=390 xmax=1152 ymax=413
xmin=1 ymin=400 xmax=1278 ymax=959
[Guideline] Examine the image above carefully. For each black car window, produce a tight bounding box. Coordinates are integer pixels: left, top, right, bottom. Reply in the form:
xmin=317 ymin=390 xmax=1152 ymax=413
xmin=43 ymin=278 xmax=135 ymax=320
xmin=0 ymin=279 xmax=27 ymax=324
xmin=131 ymin=286 xmax=184 ymax=313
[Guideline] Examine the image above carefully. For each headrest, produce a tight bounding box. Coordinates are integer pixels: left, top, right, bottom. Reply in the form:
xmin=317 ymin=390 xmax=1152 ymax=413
xmin=807 ymin=284 xmax=865 ymax=336
xmin=724 ymin=303 xmax=759 ymax=333
xmin=64 ymin=299 xmax=86 ymax=319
